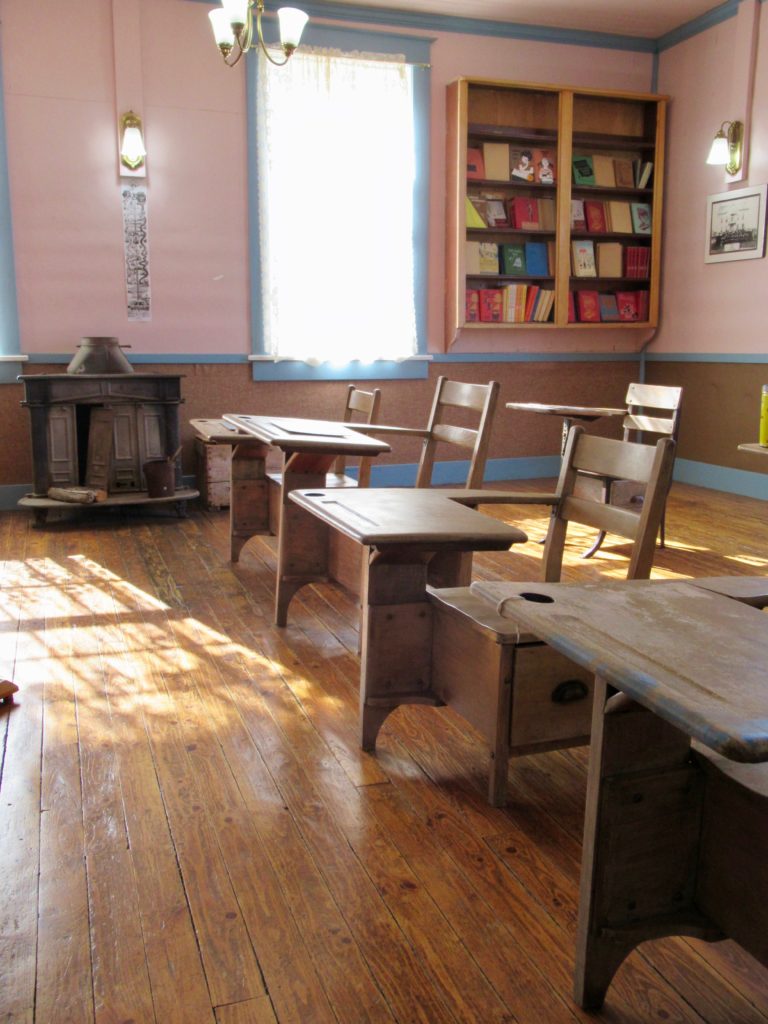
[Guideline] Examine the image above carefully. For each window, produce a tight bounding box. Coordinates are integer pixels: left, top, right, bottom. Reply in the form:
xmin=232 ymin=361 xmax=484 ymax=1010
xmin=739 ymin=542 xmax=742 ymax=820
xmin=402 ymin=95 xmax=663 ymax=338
xmin=248 ymin=26 xmax=431 ymax=381
xmin=0 ymin=46 xmax=22 ymax=382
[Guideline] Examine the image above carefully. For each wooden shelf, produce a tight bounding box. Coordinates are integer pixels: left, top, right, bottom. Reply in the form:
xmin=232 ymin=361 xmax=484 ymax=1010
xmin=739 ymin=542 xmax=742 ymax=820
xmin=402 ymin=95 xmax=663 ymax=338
xmin=446 ymin=78 xmax=666 ymax=344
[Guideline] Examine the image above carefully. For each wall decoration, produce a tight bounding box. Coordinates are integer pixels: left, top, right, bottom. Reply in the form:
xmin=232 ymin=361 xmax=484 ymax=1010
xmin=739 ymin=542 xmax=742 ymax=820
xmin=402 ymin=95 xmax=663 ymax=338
xmin=121 ymin=183 xmax=151 ymax=319
xmin=705 ymin=184 xmax=767 ymax=263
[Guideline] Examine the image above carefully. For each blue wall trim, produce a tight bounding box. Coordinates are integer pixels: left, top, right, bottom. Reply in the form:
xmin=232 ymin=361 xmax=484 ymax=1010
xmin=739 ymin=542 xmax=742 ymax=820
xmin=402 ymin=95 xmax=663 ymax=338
xmin=25 ymin=353 xmax=250 ymax=364
xmin=251 ymin=358 xmax=429 ymax=381
xmin=0 ymin=46 xmax=20 ymax=359
xmin=647 ymin=352 xmax=768 ymax=363
xmin=674 ymin=457 xmax=768 ymax=500
xmin=656 ymin=0 xmax=739 ymax=52
xmin=434 ymin=351 xmax=640 ymax=363
xmin=363 ymin=453 xmax=560 ymax=487
xmin=276 ymin=2 xmax=656 ymax=52
xmin=189 ymin=0 xmax=744 ymax=52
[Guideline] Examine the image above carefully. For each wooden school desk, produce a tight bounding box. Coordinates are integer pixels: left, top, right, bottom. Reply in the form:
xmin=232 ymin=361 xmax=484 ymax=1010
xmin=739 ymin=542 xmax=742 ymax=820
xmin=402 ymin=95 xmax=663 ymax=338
xmin=468 ymin=577 xmax=768 ymax=1010
xmin=190 ymin=416 xmax=390 ymax=562
xmin=506 ymin=401 xmax=627 ymax=455
xmin=282 ymin=487 xmax=527 ymax=744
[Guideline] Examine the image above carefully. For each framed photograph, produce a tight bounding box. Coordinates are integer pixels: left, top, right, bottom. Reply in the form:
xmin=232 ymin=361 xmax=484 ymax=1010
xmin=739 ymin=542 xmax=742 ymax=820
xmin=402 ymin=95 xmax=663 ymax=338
xmin=705 ymin=184 xmax=767 ymax=263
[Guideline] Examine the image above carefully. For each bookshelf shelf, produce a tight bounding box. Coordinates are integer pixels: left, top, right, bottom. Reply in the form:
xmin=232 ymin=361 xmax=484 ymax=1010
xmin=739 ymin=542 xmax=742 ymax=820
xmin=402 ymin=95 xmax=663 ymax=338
xmin=446 ymin=78 xmax=667 ymax=340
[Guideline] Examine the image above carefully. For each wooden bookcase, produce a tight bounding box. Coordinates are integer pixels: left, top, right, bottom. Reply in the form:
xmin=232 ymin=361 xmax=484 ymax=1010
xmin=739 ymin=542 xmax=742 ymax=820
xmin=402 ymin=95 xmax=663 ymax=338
xmin=445 ymin=78 xmax=667 ymax=345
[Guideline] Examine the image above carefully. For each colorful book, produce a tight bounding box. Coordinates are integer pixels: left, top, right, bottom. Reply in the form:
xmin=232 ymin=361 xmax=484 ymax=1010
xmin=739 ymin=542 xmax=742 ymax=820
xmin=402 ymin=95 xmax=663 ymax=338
xmin=607 ymin=200 xmax=633 ymax=234
xmin=482 ymin=142 xmax=510 ymax=181
xmin=598 ymin=293 xmax=620 ymax=322
xmin=524 ymin=241 xmax=549 ymax=277
xmin=509 ymin=196 xmax=540 ymax=230
xmin=524 ymin=285 xmax=540 ymax=322
xmin=571 ymin=239 xmax=597 ymax=277
xmin=585 ymin=200 xmax=608 ymax=233
xmin=484 ymin=198 xmax=509 ymax=226
xmin=596 ymin=241 xmax=623 ymax=278
xmin=465 ymin=197 xmax=486 ymax=228
xmin=572 ymin=155 xmax=595 ymax=185
xmin=592 ymin=154 xmax=616 ymax=188
xmin=478 ymin=242 xmax=500 ymax=273
xmin=637 ymin=290 xmax=650 ymax=320
xmin=499 ymin=243 xmax=526 ymax=275
xmin=503 ymin=284 xmax=528 ymax=323
xmin=509 ymin=147 xmax=536 ymax=182
xmin=616 ymin=291 xmax=640 ymax=321
xmin=465 ymin=289 xmax=480 ymax=322
xmin=570 ymin=199 xmax=586 ymax=230
xmin=631 ymin=202 xmax=652 ymax=234
xmin=533 ymin=149 xmax=556 ymax=184
xmin=467 ymin=148 xmax=485 ymax=180
xmin=613 ymin=158 xmax=635 ymax=188
xmin=568 ymin=291 xmax=576 ymax=323
xmin=479 ymin=288 xmax=504 ymax=322
xmin=577 ymin=290 xmax=601 ymax=322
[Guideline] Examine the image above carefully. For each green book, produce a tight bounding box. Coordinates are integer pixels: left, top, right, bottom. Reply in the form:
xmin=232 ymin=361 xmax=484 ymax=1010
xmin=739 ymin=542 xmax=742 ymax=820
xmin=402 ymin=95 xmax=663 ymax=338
xmin=572 ymin=155 xmax=595 ymax=186
xmin=500 ymin=243 xmax=526 ymax=276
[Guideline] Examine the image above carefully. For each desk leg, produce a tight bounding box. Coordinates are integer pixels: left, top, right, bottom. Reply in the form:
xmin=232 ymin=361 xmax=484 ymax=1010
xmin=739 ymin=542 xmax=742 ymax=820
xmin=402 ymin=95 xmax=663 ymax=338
xmin=359 ymin=550 xmax=444 ymax=751
xmin=575 ymin=678 xmax=719 ymax=1009
xmin=274 ymin=465 xmax=331 ymax=626
xmin=230 ymin=442 xmax=271 ymax=562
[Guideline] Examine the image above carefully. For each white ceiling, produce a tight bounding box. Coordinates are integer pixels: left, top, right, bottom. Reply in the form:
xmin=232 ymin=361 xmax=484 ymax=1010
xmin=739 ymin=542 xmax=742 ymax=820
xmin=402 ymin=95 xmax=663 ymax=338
xmin=329 ymin=0 xmax=722 ymax=40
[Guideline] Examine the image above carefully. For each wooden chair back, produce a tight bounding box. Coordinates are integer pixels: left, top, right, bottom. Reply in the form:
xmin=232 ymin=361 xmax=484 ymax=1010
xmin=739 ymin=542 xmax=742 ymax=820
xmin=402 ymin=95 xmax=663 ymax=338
xmin=415 ymin=377 xmax=499 ymax=488
xmin=331 ymin=384 xmax=382 ymax=486
xmin=544 ymin=426 xmax=676 ymax=581
xmin=622 ymin=382 xmax=682 ymax=442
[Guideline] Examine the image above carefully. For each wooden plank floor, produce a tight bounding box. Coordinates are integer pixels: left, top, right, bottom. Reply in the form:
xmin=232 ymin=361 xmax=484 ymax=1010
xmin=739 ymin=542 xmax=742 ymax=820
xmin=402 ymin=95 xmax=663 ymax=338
xmin=1 ymin=480 xmax=767 ymax=1024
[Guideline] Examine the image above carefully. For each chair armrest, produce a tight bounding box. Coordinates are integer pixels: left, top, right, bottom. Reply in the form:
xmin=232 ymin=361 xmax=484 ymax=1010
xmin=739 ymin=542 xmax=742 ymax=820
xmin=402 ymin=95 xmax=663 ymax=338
xmin=334 ymin=423 xmax=431 ymax=439
xmin=441 ymin=489 xmax=560 ymax=507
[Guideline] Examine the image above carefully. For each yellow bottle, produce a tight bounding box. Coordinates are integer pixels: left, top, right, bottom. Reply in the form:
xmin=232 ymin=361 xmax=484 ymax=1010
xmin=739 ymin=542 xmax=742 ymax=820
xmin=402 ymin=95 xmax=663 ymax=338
xmin=761 ymin=385 xmax=768 ymax=447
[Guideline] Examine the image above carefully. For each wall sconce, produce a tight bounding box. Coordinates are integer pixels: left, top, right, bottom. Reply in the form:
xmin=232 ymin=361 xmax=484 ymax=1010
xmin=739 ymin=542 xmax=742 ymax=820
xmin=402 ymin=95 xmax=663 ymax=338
xmin=119 ymin=111 xmax=147 ymax=172
xmin=209 ymin=0 xmax=308 ymax=68
xmin=706 ymin=120 xmax=743 ymax=176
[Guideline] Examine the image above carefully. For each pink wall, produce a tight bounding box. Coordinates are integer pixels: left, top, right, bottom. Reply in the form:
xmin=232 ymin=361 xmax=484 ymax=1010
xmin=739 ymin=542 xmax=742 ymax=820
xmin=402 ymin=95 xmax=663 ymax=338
xmin=1 ymin=0 xmax=654 ymax=358
xmin=654 ymin=6 xmax=768 ymax=353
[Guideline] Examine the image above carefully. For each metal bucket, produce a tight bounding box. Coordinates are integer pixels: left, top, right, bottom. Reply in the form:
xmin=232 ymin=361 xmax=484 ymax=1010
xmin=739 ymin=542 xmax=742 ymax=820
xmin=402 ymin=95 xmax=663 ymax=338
xmin=143 ymin=459 xmax=175 ymax=498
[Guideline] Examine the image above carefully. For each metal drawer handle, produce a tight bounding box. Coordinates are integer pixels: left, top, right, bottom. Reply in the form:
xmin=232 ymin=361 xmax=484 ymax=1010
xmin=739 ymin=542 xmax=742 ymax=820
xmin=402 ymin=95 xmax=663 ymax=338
xmin=551 ymin=679 xmax=589 ymax=704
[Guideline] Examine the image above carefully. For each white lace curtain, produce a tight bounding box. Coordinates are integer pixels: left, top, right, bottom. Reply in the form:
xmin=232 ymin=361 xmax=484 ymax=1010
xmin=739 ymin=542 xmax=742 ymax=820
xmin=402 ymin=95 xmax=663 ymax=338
xmin=256 ymin=48 xmax=418 ymax=364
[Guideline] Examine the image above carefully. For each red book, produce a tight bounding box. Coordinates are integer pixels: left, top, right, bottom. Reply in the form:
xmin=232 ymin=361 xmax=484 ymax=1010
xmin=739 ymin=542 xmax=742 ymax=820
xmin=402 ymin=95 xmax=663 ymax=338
xmin=568 ymin=291 xmax=576 ymax=323
xmin=584 ymin=200 xmax=608 ymax=233
xmin=510 ymin=196 xmax=540 ymax=230
xmin=465 ymin=289 xmax=480 ymax=322
xmin=637 ymin=290 xmax=649 ymax=320
xmin=524 ymin=285 xmax=540 ymax=322
xmin=479 ymin=288 xmax=503 ymax=322
xmin=577 ymin=290 xmax=601 ymax=322
xmin=616 ymin=291 xmax=640 ymax=321
xmin=467 ymin=148 xmax=485 ymax=180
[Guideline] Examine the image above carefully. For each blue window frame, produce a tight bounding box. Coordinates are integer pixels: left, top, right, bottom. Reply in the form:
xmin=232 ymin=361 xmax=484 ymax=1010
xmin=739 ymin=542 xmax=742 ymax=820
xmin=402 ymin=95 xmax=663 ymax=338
xmin=247 ymin=24 xmax=432 ymax=381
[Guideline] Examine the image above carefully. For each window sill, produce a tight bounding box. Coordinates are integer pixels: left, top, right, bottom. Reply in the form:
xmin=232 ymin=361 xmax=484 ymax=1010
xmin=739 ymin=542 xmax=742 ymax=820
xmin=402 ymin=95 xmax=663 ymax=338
xmin=249 ymin=356 xmax=431 ymax=382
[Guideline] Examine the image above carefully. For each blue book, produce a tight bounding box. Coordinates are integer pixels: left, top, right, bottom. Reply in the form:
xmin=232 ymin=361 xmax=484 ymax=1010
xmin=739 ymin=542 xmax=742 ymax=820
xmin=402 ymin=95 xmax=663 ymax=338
xmin=524 ymin=241 xmax=549 ymax=277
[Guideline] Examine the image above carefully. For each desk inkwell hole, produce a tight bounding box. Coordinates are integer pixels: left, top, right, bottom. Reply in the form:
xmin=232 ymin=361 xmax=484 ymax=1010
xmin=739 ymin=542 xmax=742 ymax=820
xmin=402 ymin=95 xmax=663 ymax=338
xmin=519 ymin=592 xmax=555 ymax=604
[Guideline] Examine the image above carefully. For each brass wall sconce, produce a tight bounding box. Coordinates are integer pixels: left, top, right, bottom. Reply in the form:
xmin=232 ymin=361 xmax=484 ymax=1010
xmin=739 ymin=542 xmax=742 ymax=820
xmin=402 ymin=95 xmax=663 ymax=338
xmin=706 ymin=120 xmax=743 ymax=176
xmin=209 ymin=0 xmax=308 ymax=68
xmin=119 ymin=111 xmax=147 ymax=172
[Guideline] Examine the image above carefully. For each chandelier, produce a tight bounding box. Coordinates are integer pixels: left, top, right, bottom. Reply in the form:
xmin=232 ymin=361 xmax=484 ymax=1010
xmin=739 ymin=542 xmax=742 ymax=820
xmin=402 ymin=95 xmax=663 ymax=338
xmin=209 ymin=0 xmax=308 ymax=68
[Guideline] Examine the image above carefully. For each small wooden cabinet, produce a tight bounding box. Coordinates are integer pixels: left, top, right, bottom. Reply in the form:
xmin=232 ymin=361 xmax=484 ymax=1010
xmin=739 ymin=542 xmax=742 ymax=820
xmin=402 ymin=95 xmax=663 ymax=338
xmin=446 ymin=78 xmax=667 ymax=345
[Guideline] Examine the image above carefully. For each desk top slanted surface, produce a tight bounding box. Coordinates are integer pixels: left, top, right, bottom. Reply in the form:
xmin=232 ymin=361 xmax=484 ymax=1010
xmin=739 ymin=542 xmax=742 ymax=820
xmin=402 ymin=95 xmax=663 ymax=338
xmin=471 ymin=579 xmax=768 ymax=764
xmin=289 ymin=487 xmax=527 ymax=551
xmin=222 ymin=415 xmax=390 ymax=457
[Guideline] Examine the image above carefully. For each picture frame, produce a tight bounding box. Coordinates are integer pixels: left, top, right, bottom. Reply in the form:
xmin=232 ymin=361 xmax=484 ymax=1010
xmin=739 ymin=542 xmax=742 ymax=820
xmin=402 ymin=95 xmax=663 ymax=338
xmin=705 ymin=184 xmax=767 ymax=263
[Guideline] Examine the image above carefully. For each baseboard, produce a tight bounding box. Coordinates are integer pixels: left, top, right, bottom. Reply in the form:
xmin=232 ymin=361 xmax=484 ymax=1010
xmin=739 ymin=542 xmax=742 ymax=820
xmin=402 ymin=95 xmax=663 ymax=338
xmin=2 ymin=457 xmax=765 ymax=511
